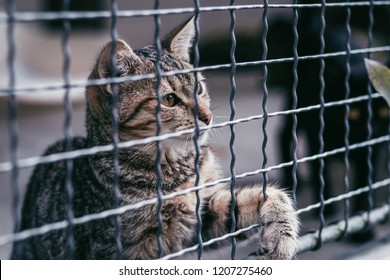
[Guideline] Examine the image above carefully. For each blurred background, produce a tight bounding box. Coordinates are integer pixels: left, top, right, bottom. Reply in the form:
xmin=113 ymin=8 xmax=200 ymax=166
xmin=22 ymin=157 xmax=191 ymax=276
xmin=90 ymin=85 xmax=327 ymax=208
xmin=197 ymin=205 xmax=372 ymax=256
xmin=1 ymin=0 xmax=390 ymax=259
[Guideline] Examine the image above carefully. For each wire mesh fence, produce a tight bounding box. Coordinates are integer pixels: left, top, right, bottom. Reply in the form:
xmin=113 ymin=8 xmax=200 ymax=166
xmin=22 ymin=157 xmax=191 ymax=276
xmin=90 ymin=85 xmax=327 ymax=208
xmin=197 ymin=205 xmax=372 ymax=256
xmin=0 ymin=0 xmax=390 ymax=259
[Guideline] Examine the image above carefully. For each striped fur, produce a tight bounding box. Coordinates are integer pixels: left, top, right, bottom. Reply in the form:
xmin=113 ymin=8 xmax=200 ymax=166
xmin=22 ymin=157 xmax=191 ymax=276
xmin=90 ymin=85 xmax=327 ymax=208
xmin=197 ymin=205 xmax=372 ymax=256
xmin=13 ymin=18 xmax=298 ymax=260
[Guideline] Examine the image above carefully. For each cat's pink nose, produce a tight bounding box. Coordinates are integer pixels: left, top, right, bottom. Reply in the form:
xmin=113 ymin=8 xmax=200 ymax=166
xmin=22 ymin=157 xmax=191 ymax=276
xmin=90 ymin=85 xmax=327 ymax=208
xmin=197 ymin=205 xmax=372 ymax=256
xmin=199 ymin=107 xmax=212 ymax=125
xmin=188 ymin=100 xmax=213 ymax=125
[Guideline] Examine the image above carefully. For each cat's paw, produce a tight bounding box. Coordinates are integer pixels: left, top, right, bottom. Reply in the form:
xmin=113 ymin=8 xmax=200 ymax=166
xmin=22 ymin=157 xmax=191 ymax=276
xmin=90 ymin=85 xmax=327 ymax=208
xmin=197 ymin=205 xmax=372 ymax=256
xmin=256 ymin=188 xmax=299 ymax=260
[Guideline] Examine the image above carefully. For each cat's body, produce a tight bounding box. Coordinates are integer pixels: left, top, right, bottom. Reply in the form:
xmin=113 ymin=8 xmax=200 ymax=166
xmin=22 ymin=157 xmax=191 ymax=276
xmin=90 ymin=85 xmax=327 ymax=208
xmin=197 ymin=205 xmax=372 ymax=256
xmin=13 ymin=18 xmax=298 ymax=260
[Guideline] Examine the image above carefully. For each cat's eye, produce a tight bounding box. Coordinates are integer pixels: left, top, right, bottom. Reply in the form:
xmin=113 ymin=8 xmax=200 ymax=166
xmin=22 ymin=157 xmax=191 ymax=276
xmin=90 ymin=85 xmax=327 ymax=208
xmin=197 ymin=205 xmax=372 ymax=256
xmin=162 ymin=93 xmax=181 ymax=107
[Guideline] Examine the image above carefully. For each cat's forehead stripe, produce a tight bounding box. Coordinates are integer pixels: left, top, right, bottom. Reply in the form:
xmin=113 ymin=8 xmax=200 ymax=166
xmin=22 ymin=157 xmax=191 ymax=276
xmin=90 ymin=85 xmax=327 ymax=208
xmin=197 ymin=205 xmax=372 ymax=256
xmin=134 ymin=45 xmax=195 ymax=90
xmin=135 ymin=46 xmax=183 ymax=70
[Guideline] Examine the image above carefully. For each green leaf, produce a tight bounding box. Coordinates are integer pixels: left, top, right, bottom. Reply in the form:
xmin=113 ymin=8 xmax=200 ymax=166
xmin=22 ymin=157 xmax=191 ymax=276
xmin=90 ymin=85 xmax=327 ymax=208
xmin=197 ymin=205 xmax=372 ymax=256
xmin=364 ymin=58 xmax=390 ymax=106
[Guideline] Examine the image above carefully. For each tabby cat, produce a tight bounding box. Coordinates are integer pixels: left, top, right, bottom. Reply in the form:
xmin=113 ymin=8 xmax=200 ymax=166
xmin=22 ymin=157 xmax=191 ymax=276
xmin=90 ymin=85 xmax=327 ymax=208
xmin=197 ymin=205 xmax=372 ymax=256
xmin=12 ymin=18 xmax=299 ymax=260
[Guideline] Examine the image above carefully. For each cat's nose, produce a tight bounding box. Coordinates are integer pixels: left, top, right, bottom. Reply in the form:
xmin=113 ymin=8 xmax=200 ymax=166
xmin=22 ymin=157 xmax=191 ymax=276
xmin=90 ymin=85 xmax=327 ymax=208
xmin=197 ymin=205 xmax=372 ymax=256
xmin=188 ymin=100 xmax=213 ymax=125
xmin=198 ymin=106 xmax=212 ymax=125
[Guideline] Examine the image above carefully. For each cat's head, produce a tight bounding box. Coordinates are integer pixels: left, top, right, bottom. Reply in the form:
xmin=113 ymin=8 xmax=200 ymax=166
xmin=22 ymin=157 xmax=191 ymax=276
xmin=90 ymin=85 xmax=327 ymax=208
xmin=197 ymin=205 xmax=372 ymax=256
xmin=86 ymin=17 xmax=212 ymax=152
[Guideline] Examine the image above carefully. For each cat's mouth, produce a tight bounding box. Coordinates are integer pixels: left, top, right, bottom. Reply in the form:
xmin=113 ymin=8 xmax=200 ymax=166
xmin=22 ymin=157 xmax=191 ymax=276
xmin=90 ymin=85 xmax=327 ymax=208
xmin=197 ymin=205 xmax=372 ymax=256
xmin=174 ymin=129 xmax=208 ymax=142
xmin=162 ymin=126 xmax=209 ymax=148
xmin=161 ymin=131 xmax=209 ymax=155
xmin=170 ymin=121 xmax=211 ymax=141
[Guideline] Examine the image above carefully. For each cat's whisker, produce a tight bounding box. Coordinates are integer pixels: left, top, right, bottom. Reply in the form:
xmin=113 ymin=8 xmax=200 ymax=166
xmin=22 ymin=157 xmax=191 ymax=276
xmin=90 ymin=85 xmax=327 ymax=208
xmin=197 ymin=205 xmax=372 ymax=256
xmin=208 ymin=129 xmax=218 ymax=140
xmin=208 ymin=126 xmax=227 ymax=140
xmin=211 ymin=105 xmax=227 ymax=111
xmin=213 ymin=115 xmax=230 ymax=120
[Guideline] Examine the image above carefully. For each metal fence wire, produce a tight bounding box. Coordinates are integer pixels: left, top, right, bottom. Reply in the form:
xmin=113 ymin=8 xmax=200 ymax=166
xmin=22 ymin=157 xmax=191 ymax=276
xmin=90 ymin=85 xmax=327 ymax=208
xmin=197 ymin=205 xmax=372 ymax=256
xmin=1 ymin=0 xmax=390 ymax=260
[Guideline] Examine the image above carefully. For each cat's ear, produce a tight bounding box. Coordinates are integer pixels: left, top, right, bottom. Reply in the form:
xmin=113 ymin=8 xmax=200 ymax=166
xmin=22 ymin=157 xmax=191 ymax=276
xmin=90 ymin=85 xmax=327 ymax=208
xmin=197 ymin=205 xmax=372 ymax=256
xmin=163 ymin=17 xmax=195 ymax=62
xmin=96 ymin=39 xmax=141 ymax=94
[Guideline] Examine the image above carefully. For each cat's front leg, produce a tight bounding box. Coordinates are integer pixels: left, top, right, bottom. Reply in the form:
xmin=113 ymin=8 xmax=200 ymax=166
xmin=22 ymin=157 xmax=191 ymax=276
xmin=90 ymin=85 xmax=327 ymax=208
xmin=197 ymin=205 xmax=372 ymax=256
xmin=121 ymin=196 xmax=198 ymax=260
xmin=203 ymin=185 xmax=299 ymax=260
xmin=249 ymin=186 xmax=299 ymax=260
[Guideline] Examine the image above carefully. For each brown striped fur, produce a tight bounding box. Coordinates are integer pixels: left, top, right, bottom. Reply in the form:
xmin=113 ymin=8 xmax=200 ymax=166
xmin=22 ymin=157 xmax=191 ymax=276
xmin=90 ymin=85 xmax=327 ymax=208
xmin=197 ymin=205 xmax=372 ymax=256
xmin=13 ymin=18 xmax=298 ymax=260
